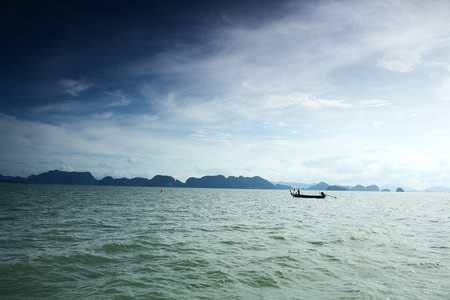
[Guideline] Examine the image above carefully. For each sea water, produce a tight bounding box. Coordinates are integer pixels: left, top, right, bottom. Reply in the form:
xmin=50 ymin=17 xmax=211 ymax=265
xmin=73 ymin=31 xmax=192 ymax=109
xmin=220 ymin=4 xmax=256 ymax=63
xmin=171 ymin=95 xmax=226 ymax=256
xmin=0 ymin=183 xmax=449 ymax=299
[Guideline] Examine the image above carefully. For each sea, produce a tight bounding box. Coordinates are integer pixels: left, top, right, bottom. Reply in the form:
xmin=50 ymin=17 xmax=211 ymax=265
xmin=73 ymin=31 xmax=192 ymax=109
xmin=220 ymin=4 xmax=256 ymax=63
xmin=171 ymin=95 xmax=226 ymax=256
xmin=0 ymin=183 xmax=449 ymax=300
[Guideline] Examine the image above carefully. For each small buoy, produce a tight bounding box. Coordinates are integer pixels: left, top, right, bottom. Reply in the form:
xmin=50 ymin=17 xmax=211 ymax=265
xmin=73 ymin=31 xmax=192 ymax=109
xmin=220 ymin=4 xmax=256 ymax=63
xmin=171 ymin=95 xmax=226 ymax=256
xmin=160 ymin=189 xmax=163 ymax=193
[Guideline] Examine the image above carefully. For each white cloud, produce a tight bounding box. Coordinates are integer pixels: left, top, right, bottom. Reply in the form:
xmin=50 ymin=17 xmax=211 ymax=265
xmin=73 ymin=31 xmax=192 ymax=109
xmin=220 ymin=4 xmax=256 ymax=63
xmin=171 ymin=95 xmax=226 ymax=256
xmin=241 ymin=81 xmax=253 ymax=88
xmin=375 ymin=36 xmax=431 ymax=73
xmin=4 ymin=1 xmax=450 ymax=189
xmin=34 ymin=90 xmax=131 ymax=114
xmin=127 ymin=157 xmax=139 ymax=164
xmin=436 ymin=77 xmax=450 ymax=101
xmin=377 ymin=56 xmax=419 ymax=73
xmin=103 ymin=90 xmax=131 ymax=107
xmin=133 ymin=0 xmax=450 ymax=118
xmin=34 ymin=100 xmax=83 ymax=113
xmin=93 ymin=112 xmax=114 ymax=119
xmin=358 ymin=99 xmax=390 ymax=107
xmin=59 ymin=78 xmax=91 ymax=96
xmin=264 ymin=94 xmax=352 ymax=109
xmin=62 ymin=165 xmax=75 ymax=172
xmin=2 ymin=108 xmax=450 ymax=189
xmin=372 ymin=122 xmax=382 ymax=128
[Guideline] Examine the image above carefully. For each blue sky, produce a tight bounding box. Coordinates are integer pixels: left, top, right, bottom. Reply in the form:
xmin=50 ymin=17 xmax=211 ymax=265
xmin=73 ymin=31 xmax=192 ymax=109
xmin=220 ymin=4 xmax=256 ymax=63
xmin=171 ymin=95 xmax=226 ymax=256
xmin=1 ymin=0 xmax=450 ymax=189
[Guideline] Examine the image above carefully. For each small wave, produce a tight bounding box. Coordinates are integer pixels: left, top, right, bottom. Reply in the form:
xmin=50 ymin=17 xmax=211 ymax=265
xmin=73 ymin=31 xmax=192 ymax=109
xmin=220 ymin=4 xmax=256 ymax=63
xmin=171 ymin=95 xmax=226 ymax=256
xmin=236 ymin=270 xmax=280 ymax=288
xmin=321 ymin=253 xmax=341 ymax=262
xmin=308 ymin=238 xmax=348 ymax=246
xmin=430 ymin=245 xmax=449 ymax=249
xmin=414 ymin=262 xmax=446 ymax=269
xmin=192 ymin=226 xmax=216 ymax=232
xmin=0 ymin=215 xmax=16 ymax=221
xmin=222 ymin=224 xmax=253 ymax=232
xmin=265 ymin=255 xmax=300 ymax=269
xmin=96 ymin=222 xmax=121 ymax=229
xmin=219 ymin=240 xmax=242 ymax=245
xmin=205 ymin=269 xmax=231 ymax=280
xmin=309 ymin=241 xmax=325 ymax=246
xmin=270 ymin=235 xmax=286 ymax=241
xmin=101 ymin=242 xmax=142 ymax=253
xmin=55 ymin=253 xmax=118 ymax=264
xmin=3 ymin=185 xmax=449 ymax=300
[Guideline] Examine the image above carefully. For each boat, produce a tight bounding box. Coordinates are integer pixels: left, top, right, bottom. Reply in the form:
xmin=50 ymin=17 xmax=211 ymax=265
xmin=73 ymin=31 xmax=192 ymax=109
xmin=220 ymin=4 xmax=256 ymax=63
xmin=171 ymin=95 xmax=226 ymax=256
xmin=290 ymin=190 xmax=326 ymax=198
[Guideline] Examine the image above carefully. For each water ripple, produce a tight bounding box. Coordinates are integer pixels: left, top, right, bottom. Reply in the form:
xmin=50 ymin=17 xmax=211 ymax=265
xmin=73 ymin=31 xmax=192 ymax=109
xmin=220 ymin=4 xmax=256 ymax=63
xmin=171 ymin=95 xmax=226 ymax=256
xmin=1 ymin=185 xmax=449 ymax=299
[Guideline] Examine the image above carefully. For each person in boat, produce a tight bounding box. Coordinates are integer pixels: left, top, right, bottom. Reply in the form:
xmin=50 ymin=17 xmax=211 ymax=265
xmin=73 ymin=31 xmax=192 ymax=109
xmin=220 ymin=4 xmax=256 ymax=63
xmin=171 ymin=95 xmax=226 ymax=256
xmin=296 ymin=189 xmax=300 ymax=196
xmin=320 ymin=192 xmax=325 ymax=196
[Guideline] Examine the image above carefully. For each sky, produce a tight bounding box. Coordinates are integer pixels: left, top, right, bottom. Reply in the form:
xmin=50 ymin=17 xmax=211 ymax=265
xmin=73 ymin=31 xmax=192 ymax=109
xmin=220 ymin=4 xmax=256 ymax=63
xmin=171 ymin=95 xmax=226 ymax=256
xmin=1 ymin=0 xmax=450 ymax=189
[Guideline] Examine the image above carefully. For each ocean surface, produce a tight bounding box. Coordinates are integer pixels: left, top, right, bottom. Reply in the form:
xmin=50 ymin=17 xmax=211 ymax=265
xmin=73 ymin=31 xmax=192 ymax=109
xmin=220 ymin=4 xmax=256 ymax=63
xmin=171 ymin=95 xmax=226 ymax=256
xmin=0 ymin=183 xmax=449 ymax=299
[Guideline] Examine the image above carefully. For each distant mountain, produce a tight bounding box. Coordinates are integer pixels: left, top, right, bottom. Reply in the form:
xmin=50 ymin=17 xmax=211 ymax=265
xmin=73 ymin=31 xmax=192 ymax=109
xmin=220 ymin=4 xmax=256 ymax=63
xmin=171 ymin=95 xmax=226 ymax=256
xmin=380 ymin=184 xmax=415 ymax=192
xmin=98 ymin=175 xmax=184 ymax=187
xmin=366 ymin=185 xmax=380 ymax=191
xmin=27 ymin=170 xmax=97 ymax=185
xmin=185 ymin=175 xmax=230 ymax=188
xmin=351 ymin=184 xmax=379 ymax=192
xmin=351 ymin=184 xmax=366 ymax=191
xmin=0 ymin=174 xmax=28 ymax=183
xmin=185 ymin=175 xmax=290 ymax=189
xmin=0 ymin=170 xmax=290 ymax=190
xmin=326 ymin=185 xmax=349 ymax=191
xmin=307 ymin=182 xmax=329 ymax=190
xmin=275 ymin=181 xmax=309 ymax=190
xmin=1 ymin=170 xmax=449 ymax=192
xmin=424 ymin=186 xmax=450 ymax=193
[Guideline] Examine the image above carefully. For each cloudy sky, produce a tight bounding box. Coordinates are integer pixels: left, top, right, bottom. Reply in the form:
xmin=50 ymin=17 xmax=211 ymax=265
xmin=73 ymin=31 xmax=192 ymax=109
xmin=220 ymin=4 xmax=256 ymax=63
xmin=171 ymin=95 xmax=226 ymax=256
xmin=1 ymin=0 xmax=450 ymax=189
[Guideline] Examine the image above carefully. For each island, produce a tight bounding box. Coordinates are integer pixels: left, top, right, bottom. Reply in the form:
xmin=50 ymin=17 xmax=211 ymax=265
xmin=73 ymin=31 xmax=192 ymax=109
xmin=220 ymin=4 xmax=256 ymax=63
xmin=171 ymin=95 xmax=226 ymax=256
xmin=1 ymin=170 xmax=445 ymax=192
xmin=0 ymin=170 xmax=291 ymax=190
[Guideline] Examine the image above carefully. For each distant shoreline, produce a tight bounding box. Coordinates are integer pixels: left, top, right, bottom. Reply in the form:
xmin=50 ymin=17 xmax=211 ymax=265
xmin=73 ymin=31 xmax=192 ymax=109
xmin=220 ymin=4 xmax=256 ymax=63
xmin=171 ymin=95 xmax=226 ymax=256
xmin=0 ymin=170 xmax=290 ymax=190
xmin=1 ymin=169 xmax=449 ymax=192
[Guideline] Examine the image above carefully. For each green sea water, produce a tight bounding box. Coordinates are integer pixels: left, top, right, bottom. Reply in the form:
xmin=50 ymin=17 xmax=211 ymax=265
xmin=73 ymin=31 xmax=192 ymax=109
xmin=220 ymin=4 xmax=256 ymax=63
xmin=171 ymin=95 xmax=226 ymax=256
xmin=0 ymin=183 xmax=449 ymax=299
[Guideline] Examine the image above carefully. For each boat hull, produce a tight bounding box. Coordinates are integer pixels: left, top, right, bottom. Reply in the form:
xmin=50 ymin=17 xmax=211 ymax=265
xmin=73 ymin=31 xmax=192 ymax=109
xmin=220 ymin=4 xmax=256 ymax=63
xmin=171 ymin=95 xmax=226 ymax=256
xmin=290 ymin=191 xmax=326 ymax=198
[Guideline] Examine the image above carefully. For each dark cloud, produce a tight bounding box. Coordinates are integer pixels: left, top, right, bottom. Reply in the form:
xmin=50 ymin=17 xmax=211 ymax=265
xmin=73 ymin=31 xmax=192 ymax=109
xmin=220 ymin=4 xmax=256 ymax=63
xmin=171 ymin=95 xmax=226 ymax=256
xmin=0 ymin=0 xmax=292 ymax=116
